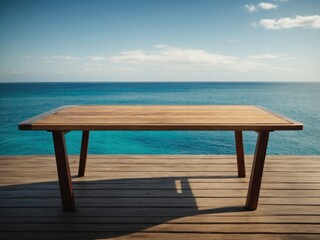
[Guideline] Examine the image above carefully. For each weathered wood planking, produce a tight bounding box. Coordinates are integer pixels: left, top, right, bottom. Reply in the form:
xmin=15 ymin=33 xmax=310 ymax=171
xmin=0 ymin=155 xmax=319 ymax=240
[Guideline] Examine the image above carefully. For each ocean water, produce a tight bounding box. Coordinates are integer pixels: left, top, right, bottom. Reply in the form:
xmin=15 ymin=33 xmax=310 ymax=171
xmin=0 ymin=82 xmax=319 ymax=155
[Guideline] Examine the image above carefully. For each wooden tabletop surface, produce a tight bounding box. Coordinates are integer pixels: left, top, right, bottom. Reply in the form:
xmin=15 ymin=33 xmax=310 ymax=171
xmin=19 ymin=105 xmax=303 ymax=131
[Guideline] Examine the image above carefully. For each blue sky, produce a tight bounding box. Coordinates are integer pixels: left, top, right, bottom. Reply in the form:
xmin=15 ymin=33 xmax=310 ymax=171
xmin=0 ymin=0 xmax=319 ymax=82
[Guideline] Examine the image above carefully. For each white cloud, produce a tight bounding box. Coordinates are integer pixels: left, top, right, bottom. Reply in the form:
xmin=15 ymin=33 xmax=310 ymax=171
xmin=244 ymin=4 xmax=257 ymax=13
xmin=87 ymin=56 xmax=108 ymax=61
xmin=257 ymin=2 xmax=278 ymax=10
xmin=244 ymin=2 xmax=277 ymax=13
xmin=7 ymin=46 xmax=299 ymax=81
xmin=111 ymin=45 xmax=238 ymax=65
xmin=42 ymin=55 xmax=79 ymax=62
xmin=109 ymin=45 xmax=291 ymax=73
xmin=255 ymin=15 xmax=320 ymax=30
xmin=248 ymin=53 xmax=295 ymax=61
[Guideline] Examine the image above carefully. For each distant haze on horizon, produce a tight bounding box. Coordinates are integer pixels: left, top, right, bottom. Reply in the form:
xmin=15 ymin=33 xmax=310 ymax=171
xmin=0 ymin=0 xmax=319 ymax=82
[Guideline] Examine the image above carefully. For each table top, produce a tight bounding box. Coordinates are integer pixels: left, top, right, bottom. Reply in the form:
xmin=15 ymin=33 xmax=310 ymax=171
xmin=19 ymin=105 xmax=303 ymax=131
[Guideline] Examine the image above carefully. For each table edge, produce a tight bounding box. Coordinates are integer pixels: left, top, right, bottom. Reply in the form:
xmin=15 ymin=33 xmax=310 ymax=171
xmin=18 ymin=105 xmax=77 ymax=130
xmin=256 ymin=106 xmax=303 ymax=126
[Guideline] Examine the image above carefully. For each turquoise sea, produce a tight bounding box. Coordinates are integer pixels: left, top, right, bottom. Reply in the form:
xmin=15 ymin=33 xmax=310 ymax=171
xmin=0 ymin=82 xmax=319 ymax=155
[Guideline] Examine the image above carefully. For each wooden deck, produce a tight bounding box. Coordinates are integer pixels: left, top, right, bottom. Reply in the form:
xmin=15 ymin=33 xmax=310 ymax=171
xmin=0 ymin=155 xmax=319 ymax=239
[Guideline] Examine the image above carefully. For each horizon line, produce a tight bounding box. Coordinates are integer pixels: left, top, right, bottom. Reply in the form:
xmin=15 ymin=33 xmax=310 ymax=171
xmin=1 ymin=80 xmax=320 ymax=84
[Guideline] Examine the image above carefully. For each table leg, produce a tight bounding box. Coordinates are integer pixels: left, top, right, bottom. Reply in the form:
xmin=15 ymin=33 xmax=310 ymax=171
xmin=245 ymin=131 xmax=270 ymax=210
xmin=235 ymin=131 xmax=246 ymax=178
xmin=52 ymin=131 xmax=75 ymax=211
xmin=78 ymin=131 xmax=90 ymax=177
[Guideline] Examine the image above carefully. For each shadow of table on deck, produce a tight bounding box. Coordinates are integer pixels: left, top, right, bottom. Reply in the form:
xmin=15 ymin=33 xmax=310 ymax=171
xmin=0 ymin=175 xmax=246 ymax=239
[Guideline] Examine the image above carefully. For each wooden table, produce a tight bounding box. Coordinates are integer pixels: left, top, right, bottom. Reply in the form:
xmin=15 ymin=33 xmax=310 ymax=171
xmin=19 ymin=105 xmax=303 ymax=211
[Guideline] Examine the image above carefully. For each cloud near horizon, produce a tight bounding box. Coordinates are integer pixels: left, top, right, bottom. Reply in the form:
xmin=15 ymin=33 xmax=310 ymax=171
xmin=111 ymin=45 xmax=237 ymax=65
xmin=248 ymin=53 xmax=295 ymax=61
xmin=0 ymin=44 xmax=308 ymax=82
xmin=254 ymin=15 xmax=320 ymax=30
xmin=69 ymin=45 xmax=296 ymax=74
xmin=108 ymin=45 xmax=270 ymax=72
xmin=42 ymin=55 xmax=79 ymax=62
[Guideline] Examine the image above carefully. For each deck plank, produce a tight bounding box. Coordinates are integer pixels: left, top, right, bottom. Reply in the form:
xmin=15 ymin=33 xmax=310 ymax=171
xmin=0 ymin=155 xmax=319 ymax=240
